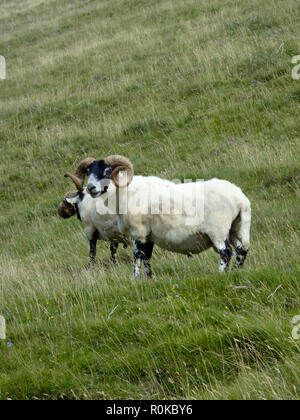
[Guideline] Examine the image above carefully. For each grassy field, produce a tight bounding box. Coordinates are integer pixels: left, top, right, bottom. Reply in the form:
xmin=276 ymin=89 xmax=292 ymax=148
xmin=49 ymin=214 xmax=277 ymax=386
xmin=0 ymin=0 xmax=300 ymax=400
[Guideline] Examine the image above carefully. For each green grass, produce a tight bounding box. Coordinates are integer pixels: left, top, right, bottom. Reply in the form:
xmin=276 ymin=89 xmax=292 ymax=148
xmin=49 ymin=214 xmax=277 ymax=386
xmin=0 ymin=0 xmax=300 ymax=400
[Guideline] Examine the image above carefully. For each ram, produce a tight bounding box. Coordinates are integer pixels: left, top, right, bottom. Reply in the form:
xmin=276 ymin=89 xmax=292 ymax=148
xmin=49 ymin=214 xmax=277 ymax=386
xmin=58 ymin=158 xmax=129 ymax=268
xmin=84 ymin=155 xmax=251 ymax=277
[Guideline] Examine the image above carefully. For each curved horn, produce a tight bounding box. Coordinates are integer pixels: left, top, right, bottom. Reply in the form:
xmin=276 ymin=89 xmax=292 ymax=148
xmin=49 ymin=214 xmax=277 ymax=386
xmin=64 ymin=172 xmax=82 ymax=190
xmin=64 ymin=157 xmax=96 ymax=190
xmin=58 ymin=191 xmax=77 ymax=219
xmin=105 ymin=155 xmax=134 ymax=188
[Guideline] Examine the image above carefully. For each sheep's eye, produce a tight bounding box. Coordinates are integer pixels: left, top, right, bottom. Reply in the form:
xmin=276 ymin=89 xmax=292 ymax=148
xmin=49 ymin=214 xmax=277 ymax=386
xmin=104 ymin=167 xmax=112 ymax=177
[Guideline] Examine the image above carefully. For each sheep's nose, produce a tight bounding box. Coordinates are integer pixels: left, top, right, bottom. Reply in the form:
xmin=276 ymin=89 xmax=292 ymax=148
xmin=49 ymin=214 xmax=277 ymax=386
xmin=87 ymin=184 xmax=96 ymax=194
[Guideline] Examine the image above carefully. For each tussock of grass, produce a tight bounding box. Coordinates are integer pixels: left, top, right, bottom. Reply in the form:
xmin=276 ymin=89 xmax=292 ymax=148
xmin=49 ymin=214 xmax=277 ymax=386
xmin=0 ymin=0 xmax=299 ymax=400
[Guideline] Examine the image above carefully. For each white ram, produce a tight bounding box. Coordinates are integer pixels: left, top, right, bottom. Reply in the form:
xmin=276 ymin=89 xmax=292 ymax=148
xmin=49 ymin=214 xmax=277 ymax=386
xmin=84 ymin=155 xmax=251 ymax=277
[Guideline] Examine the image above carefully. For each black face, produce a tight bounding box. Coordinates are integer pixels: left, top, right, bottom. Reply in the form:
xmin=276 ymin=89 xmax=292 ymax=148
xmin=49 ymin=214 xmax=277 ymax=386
xmin=86 ymin=160 xmax=112 ymax=197
xmin=60 ymin=190 xmax=85 ymax=220
xmin=70 ymin=190 xmax=85 ymax=221
xmin=77 ymin=190 xmax=85 ymax=202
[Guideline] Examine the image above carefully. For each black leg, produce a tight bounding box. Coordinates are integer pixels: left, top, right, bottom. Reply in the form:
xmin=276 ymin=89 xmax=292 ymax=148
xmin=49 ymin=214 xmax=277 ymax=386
xmin=134 ymin=240 xmax=154 ymax=278
xmin=134 ymin=240 xmax=143 ymax=278
xmin=89 ymin=235 xmax=98 ymax=269
xmin=143 ymin=242 xmax=154 ymax=278
xmin=110 ymin=241 xmax=119 ymax=265
xmin=219 ymin=240 xmax=233 ymax=272
xmin=234 ymin=246 xmax=248 ymax=269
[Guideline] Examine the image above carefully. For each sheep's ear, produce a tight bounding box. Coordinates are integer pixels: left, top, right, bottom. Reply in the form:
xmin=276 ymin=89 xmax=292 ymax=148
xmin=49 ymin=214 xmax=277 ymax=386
xmin=66 ymin=197 xmax=78 ymax=205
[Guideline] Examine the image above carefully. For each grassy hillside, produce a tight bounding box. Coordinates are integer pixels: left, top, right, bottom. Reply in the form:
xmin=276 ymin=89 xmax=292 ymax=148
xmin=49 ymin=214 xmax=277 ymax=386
xmin=0 ymin=0 xmax=299 ymax=400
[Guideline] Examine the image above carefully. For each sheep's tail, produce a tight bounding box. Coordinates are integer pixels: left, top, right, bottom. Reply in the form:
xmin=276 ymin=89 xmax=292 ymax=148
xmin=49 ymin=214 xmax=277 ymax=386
xmin=239 ymin=199 xmax=251 ymax=251
xmin=230 ymin=196 xmax=251 ymax=251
